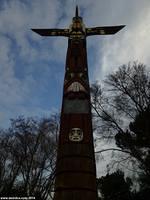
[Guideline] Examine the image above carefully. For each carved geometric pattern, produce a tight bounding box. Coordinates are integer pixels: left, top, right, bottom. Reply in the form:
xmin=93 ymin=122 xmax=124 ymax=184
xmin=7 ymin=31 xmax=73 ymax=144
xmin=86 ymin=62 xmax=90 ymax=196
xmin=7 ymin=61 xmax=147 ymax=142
xmin=67 ymin=81 xmax=86 ymax=92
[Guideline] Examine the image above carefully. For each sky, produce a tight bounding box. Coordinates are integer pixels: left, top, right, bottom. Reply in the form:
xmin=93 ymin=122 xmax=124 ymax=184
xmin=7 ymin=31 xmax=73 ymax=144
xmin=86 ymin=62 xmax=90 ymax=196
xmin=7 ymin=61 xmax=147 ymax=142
xmin=0 ymin=0 xmax=150 ymax=178
xmin=0 ymin=0 xmax=150 ymax=128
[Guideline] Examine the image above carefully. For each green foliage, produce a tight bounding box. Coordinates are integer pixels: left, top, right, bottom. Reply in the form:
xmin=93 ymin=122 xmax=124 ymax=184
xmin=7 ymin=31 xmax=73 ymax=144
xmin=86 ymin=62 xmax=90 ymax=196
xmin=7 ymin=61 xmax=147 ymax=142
xmin=115 ymin=107 xmax=150 ymax=172
xmin=97 ymin=170 xmax=132 ymax=200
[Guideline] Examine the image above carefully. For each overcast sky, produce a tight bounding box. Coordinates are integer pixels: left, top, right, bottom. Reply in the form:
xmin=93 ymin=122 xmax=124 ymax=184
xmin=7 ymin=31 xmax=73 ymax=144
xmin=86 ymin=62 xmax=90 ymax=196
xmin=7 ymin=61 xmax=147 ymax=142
xmin=0 ymin=0 xmax=150 ymax=130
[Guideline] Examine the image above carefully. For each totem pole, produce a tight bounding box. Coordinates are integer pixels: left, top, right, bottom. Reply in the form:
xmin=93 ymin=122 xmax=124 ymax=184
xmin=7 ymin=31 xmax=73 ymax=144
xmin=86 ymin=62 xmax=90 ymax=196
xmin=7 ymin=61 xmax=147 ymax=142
xmin=32 ymin=6 xmax=124 ymax=200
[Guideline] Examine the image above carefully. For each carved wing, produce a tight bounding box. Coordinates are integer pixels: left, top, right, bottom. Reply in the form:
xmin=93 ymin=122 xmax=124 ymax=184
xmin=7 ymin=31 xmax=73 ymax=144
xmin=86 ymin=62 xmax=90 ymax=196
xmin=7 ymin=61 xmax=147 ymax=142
xmin=31 ymin=28 xmax=69 ymax=37
xmin=86 ymin=25 xmax=125 ymax=36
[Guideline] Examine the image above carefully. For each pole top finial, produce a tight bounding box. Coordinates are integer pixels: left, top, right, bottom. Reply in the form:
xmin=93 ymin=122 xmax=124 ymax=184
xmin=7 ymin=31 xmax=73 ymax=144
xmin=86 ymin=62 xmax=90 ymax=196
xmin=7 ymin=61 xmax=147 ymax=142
xmin=75 ymin=5 xmax=79 ymax=17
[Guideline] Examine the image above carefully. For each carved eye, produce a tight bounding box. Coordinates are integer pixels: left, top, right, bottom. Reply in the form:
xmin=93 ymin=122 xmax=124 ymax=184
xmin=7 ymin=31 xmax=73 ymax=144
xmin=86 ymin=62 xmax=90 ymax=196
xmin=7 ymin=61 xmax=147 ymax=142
xmin=70 ymin=73 xmax=74 ymax=78
xmin=78 ymin=73 xmax=83 ymax=77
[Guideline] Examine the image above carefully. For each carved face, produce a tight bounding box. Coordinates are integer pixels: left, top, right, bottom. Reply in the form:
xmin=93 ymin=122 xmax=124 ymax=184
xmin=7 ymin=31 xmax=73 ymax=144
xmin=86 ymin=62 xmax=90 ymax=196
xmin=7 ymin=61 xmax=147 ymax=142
xmin=69 ymin=128 xmax=83 ymax=142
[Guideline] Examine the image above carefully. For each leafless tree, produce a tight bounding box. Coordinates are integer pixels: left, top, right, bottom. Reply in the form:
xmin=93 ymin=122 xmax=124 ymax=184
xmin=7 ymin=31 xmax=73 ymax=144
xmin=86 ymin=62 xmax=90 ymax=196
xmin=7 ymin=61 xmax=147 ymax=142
xmin=0 ymin=114 xmax=59 ymax=199
xmin=91 ymin=62 xmax=150 ymax=138
xmin=91 ymin=62 xmax=150 ymax=180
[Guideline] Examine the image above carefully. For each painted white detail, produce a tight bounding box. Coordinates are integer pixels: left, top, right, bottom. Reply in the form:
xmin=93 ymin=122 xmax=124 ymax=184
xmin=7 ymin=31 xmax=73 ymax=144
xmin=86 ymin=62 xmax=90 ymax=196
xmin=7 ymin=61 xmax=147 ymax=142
xmin=67 ymin=81 xmax=86 ymax=92
xmin=79 ymin=73 xmax=83 ymax=77
xmin=100 ymin=29 xmax=105 ymax=34
xmin=69 ymin=128 xmax=83 ymax=142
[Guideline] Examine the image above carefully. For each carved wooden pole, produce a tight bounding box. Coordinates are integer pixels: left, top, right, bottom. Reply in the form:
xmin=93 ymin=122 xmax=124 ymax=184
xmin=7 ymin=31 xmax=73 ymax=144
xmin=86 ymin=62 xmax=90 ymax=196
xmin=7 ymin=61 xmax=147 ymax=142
xmin=32 ymin=6 xmax=125 ymax=200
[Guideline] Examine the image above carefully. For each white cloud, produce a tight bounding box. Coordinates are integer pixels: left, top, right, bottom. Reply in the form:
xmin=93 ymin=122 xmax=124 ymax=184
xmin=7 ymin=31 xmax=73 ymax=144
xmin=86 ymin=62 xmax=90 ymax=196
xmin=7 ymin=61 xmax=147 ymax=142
xmin=92 ymin=0 xmax=150 ymax=81
xmin=0 ymin=0 xmax=63 ymax=127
